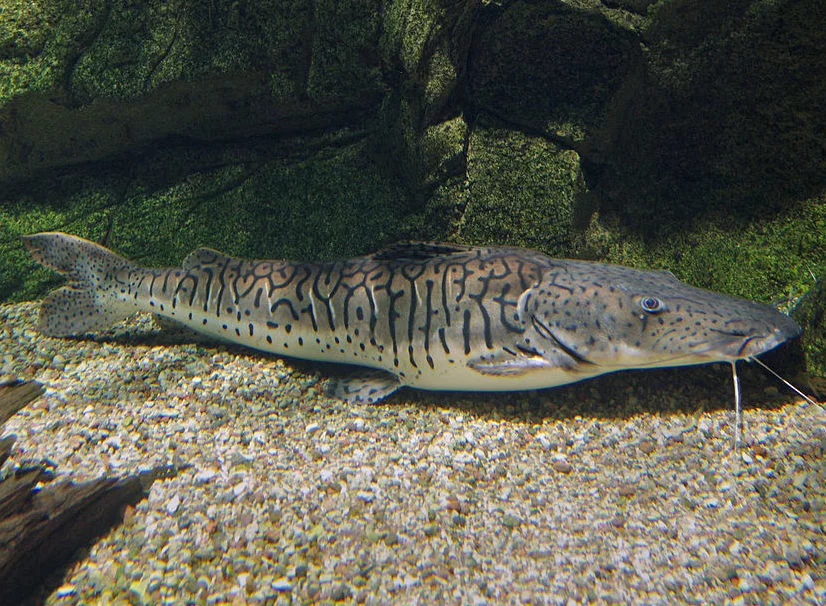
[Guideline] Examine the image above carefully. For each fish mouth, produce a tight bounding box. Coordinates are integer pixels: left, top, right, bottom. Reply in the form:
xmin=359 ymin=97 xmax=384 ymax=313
xmin=616 ymin=332 xmax=789 ymax=370
xmin=695 ymin=322 xmax=801 ymax=361
xmin=612 ymin=321 xmax=801 ymax=370
xmin=531 ymin=313 xmax=801 ymax=369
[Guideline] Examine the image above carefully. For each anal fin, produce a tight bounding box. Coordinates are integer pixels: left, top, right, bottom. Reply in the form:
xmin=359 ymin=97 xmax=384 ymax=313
xmin=330 ymin=370 xmax=401 ymax=403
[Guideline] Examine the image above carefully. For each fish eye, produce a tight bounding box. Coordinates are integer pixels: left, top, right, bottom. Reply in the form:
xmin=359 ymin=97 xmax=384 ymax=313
xmin=640 ymin=296 xmax=666 ymax=313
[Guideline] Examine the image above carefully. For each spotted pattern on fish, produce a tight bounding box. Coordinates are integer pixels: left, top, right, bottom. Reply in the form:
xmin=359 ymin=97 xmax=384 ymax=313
xmin=22 ymin=233 xmax=801 ymax=402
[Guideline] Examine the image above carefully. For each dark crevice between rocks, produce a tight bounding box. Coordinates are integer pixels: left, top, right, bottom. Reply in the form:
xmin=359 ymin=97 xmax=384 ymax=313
xmin=142 ymin=12 xmax=180 ymax=94
xmin=0 ymin=73 xmax=385 ymax=185
xmin=1 ymin=114 xmax=379 ymax=218
xmin=62 ymin=0 xmax=113 ymax=108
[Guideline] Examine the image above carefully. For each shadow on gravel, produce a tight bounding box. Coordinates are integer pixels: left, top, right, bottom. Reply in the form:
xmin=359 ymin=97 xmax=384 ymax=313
xmin=85 ymin=314 xmax=806 ymax=425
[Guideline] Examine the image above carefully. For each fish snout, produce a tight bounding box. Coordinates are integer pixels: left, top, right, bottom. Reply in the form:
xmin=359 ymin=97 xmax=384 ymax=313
xmin=774 ymin=313 xmax=803 ymax=341
xmin=736 ymin=313 xmax=802 ymax=359
xmin=698 ymin=311 xmax=801 ymax=360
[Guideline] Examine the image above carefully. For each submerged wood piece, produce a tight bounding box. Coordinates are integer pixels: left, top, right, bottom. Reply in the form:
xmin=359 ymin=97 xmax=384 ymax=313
xmin=0 ymin=379 xmax=44 ymax=425
xmin=0 ymin=380 xmax=163 ymax=604
xmin=0 ymin=475 xmax=147 ymax=604
xmin=0 ymin=468 xmax=43 ymax=521
xmin=0 ymin=435 xmax=14 ymax=467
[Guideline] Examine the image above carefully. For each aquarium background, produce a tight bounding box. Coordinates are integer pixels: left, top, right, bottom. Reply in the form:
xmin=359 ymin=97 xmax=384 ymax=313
xmin=1 ymin=0 xmax=824 ymax=375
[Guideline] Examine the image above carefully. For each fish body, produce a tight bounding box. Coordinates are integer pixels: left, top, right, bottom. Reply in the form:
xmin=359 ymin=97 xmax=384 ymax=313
xmin=22 ymin=233 xmax=801 ymax=402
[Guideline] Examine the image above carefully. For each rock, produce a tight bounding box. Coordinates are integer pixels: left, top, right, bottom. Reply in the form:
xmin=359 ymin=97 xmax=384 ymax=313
xmin=166 ymin=494 xmax=181 ymax=515
xmin=330 ymin=583 xmax=351 ymax=601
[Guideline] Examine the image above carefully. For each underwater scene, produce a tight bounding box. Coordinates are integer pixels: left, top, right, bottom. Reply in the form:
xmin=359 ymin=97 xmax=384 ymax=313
xmin=1 ymin=1 xmax=825 ymax=604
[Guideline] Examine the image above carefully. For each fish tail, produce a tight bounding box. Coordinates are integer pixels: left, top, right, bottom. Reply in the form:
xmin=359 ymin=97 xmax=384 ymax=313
xmin=22 ymin=232 xmax=138 ymax=337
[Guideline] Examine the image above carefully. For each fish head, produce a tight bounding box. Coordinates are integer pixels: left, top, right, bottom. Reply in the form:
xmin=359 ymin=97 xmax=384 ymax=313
xmin=521 ymin=262 xmax=801 ymax=373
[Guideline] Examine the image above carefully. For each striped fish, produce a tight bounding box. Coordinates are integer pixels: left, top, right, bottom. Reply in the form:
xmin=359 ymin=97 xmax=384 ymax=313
xmin=23 ymin=232 xmax=800 ymax=402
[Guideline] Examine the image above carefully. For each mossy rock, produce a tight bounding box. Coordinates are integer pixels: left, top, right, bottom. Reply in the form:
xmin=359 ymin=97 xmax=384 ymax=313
xmin=792 ymin=275 xmax=826 ymax=384
xmin=601 ymin=0 xmax=826 ymax=228
xmin=0 ymin=133 xmax=410 ymax=302
xmin=0 ymin=0 xmax=384 ymax=106
xmin=457 ymin=125 xmax=584 ymax=253
xmin=583 ymin=194 xmax=826 ymax=307
xmin=0 ymin=0 xmax=387 ymax=182
xmin=469 ymin=0 xmax=642 ymax=142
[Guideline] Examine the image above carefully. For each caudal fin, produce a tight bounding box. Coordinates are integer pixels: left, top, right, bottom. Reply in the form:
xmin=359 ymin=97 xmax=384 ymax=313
xmin=22 ymin=232 xmax=137 ymax=337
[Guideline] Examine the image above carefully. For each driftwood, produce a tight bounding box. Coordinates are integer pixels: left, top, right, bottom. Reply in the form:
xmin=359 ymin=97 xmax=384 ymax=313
xmin=0 ymin=379 xmax=161 ymax=605
xmin=0 ymin=379 xmax=44 ymax=426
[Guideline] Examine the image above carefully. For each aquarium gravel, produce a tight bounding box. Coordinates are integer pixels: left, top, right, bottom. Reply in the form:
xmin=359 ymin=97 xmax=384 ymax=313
xmin=2 ymin=302 xmax=825 ymax=604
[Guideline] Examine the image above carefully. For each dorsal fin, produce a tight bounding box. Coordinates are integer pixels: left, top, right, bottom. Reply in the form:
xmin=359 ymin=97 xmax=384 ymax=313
xmin=181 ymin=247 xmax=235 ymax=270
xmin=371 ymin=241 xmax=473 ymax=262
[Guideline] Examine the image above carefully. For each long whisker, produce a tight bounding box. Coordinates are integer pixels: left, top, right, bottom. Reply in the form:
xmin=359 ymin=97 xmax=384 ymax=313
xmin=748 ymin=356 xmax=821 ymax=407
xmin=731 ymin=361 xmax=742 ymax=450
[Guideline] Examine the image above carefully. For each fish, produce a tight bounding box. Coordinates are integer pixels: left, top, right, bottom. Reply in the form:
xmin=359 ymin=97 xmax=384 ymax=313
xmin=22 ymin=232 xmax=801 ymax=403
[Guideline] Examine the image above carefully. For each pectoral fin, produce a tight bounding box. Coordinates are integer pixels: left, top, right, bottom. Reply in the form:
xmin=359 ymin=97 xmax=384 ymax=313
xmin=468 ymin=344 xmax=586 ymax=377
xmin=467 ymin=349 xmax=555 ymax=377
xmin=330 ymin=370 xmax=401 ymax=403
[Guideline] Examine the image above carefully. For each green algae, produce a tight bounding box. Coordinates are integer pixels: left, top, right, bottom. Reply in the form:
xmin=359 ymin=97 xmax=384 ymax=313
xmin=792 ymin=274 xmax=826 ymax=381
xmin=583 ymin=195 xmax=826 ymax=309
xmin=66 ymin=1 xmax=383 ymax=103
xmin=381 ymin=0 xmax=445 ymax=76
xmin=608 ymin=0 xmax=826 ymax=226
xmin=400 ymin=115 xmax=469 ymax=241
xmin=307 ymin=0 xmax=383 ymax=99
xmin=0 ymin=0 xmax=96 ymax=104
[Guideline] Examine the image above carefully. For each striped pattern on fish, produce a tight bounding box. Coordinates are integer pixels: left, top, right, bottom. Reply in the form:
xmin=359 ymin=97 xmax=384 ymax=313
xmin=22 ymin=233 xmax=801 ymax=402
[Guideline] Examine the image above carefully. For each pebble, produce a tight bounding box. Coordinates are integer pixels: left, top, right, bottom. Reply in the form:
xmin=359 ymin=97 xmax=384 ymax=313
xmin=165 ymin=494 xmax=181 ymax=515
xmin=617 ymin=483 xmax=636 ymax=497
xmin=294 ymin=564 xmax=309 ymax=578
xmin=757 ymin=562 xmax=789 ymax=585
xmin=194 ymin=469 xmax=218 ymax=484
xmin=799 ymin=573 xmax=815 ymax=591
xmin=51 ymin=354 xmax=66 ymax=370
xmin=356 ymin=491 xmax=374 ymax=503
xmin=330 ymin=583 xmax=352 ymax=601
xmin=502 ymin=514 xmax=521 ymax=529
